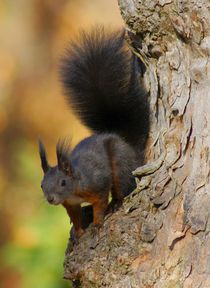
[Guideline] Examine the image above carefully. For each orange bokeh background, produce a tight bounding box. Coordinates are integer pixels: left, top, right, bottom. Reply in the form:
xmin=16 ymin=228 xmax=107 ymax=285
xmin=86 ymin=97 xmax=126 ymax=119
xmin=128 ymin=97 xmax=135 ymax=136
xmin=0 ymin=1 xmax=123 ymax=287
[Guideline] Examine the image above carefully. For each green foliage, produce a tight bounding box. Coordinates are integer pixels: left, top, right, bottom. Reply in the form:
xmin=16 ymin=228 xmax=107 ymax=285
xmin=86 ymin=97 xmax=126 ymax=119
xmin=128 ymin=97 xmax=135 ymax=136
xmin=2 ymin=204 xmax=71 ymax=288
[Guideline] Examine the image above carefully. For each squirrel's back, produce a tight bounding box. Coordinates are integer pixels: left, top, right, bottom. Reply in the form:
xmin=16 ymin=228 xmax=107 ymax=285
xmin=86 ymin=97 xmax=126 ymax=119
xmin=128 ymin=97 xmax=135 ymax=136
xmin=60 ymin=27 xmax=149 ymax=162
xmin=70 ymin=133 xmax=137 ymax=197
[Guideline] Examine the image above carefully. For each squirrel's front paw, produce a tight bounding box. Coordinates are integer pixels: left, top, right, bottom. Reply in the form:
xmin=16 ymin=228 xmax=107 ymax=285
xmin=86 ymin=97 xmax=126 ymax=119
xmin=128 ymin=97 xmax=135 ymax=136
xmin=75 ymin=228 xmax=85 ymax=242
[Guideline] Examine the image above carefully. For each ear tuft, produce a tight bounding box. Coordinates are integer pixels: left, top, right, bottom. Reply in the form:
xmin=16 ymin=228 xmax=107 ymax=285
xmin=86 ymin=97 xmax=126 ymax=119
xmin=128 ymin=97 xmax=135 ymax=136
xmin=56 ymin=139 xmax=73 ymax=175
xmin=38 ymin=139 xmax=50 ymax=173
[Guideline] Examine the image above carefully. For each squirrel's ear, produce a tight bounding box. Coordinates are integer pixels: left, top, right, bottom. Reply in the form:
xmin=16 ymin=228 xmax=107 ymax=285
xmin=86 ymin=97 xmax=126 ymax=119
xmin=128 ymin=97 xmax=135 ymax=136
xmin=56 ymin=139 xmax=73 ymax=176
xmin=58 ymin=156 xmax=73 ymax=176
xmin=38 ymin=139 xmax=50 ymax=173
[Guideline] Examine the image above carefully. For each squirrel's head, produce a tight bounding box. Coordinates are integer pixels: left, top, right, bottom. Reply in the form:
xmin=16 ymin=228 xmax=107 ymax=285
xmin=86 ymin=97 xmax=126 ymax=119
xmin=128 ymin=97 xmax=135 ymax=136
xmin=38 ymin=139 xmax=75 ymax=205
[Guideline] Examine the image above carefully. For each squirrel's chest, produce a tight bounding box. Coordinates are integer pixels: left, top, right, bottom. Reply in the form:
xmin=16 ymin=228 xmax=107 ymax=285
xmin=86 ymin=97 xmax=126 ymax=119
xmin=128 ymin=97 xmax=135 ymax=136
xmin=65 ymin=190 xmax=100 ymax=207
xmin=65 ymin=194 xmax=84 ymax=205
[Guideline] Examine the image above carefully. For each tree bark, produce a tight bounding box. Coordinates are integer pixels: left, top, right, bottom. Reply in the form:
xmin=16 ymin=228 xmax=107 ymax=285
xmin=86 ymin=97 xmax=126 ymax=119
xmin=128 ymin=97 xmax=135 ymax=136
xmin=64 ymin=1 xmax=210 ymax=287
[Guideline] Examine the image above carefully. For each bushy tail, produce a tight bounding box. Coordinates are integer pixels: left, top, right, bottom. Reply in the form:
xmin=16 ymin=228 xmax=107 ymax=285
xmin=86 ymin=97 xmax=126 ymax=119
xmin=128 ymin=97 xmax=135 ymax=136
xmin=60 ymin=27 xmax=149 ymax=158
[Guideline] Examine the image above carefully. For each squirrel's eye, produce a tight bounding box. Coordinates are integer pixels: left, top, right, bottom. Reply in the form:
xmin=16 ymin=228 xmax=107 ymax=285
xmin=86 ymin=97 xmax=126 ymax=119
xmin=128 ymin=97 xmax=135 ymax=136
xmin=61 ymin=179 xmax=66 ymax=187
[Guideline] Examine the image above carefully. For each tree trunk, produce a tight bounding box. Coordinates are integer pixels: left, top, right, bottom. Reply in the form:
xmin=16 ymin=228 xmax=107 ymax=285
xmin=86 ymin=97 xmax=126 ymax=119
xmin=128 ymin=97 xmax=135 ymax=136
xmin=64 ymin=1 xmax=210 ymax=287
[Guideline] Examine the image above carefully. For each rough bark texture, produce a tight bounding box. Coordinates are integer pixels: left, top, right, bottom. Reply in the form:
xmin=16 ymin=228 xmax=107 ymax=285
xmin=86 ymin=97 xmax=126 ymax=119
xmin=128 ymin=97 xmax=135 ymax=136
xmin=64 ymin=1 xmax=210 ymax=287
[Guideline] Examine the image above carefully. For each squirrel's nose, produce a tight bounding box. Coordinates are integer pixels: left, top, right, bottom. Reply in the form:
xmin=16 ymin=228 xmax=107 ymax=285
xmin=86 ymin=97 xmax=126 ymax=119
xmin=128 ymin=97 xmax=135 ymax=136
xmin=47 ymin=195 xmax=55 ymax=204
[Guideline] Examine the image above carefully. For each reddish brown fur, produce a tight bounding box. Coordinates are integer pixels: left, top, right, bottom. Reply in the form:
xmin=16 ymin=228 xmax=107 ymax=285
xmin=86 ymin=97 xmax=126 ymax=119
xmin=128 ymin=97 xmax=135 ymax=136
xmin=110 ymin=156 xmax=123 ymax=205
xmin=63 ymin=202 xmax=84 ymax=238
xmin=76 ymin=191 xmax=109 ymax=227
xmin=63 ymin=190 xmax=109 ymax=236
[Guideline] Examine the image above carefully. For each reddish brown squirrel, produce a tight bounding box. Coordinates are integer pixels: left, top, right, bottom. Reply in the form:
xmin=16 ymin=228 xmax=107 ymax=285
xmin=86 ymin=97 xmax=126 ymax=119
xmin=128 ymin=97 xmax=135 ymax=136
xmin=38 ymin=27 xmax=149 ymax=239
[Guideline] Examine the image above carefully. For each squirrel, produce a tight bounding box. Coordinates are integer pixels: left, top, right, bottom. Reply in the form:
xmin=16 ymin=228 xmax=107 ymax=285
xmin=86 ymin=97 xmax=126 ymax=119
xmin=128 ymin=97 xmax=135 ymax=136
xmin=38 ymin=27 xmax=150 ymax=239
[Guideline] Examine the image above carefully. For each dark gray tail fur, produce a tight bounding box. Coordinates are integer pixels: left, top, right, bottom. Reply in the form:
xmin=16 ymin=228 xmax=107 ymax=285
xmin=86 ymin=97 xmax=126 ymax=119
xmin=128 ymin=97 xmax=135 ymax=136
xmin=60 ymin=27 xmax=149 ymax=161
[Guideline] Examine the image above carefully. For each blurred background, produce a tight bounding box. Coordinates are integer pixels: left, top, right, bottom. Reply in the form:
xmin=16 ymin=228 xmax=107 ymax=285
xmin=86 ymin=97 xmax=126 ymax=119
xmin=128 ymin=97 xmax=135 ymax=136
xmin=0 ymin=1 xmax=123 ymax=287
